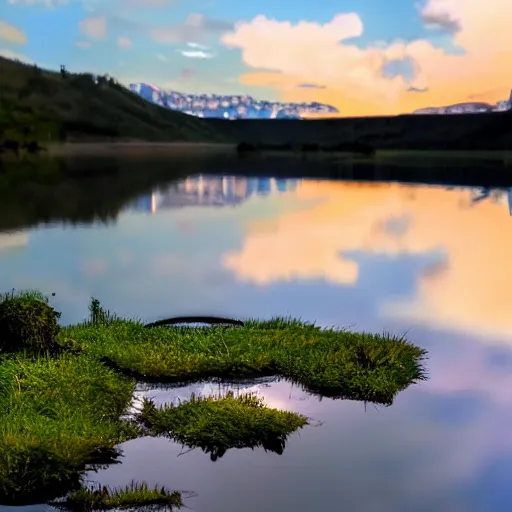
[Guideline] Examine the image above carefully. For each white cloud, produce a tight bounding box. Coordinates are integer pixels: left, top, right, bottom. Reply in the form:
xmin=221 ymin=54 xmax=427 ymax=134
xmin=186 ymin=41 xmax=209 ymax=50
xmin=0 ymin=47 xmax=33 ymax=63
xmin=219 ymin=2 xmax=512 ymax=115
xmin=7 ymin=0 xmax=68 ymax=7
xmin=178 ymin=49 xmax=214 ymax=59
xmin=75 ymin=40 xmax=91 ymax=49
xmin=79 ymin=16 xmax=107 ymax=40
xmin=156 ymin=53 xmax=168 ymax=62
xmin=117 ymin=35 xmax=132 ymax=49
xmin=0 ymin=19 xmax=27 ymax=45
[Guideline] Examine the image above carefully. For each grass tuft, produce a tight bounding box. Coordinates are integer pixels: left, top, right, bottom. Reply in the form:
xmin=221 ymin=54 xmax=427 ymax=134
xmin=50 ymin=480 xmax=183 ymax=511
xmin=0 ymin=288 xmax=49 ymax=303
xmin=138 ymin=392 xmax=308 ymax=460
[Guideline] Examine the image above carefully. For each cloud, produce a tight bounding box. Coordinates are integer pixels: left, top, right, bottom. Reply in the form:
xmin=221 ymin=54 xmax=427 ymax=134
xmin=219 ymin=1 xmax=512 ymax=115
xmin=0 ymin=20 xmax=27 ymax=45
xmin=7 ymin=0 xmax=68 ymax=7
xmin=419 ymin=5 xmax=461 ymax=33
xmin=156 ymin=53 xmax=168 ymax=62
xmin=117 ymin=35 xmax=132 ymax=48
xmin=75 ymin=40 xmax=91 ymax=49
xmin=297 ymin=83 xmax=326 ymax=89
xmin=150 ymin=13 xmax=233 ymax=44
xmin=0 ymin=47 xmax=33 ymax=63
xmin=178 ymin=49 xmax=214 ymax=58
xmin=186 ymin=41 xmax=209 ymax=50
xmin=79 ymin=16 xmax=107 ymax=40
xmin=407 ymin=85 xmax=429 ymax=92
xmin=223 ymin=181 xmax=512 ymax=341
xmin=0 ymin=231 xmax=28 ymax=253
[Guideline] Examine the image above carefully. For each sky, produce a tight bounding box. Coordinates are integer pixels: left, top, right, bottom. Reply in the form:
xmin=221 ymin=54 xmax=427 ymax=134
xmin=0 ymin=0 xmax=511 ymax=115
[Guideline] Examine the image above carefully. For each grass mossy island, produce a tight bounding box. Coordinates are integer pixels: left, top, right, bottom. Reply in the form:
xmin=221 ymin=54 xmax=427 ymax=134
xmin=138 ymin=392 xmax=308 ymax=461
xmin=0 ymin=289 xmax=428 ymax=506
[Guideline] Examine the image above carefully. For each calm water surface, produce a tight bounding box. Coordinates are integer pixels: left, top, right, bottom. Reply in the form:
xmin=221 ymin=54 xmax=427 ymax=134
xmin=2 ymin=167 xmax=512 ymax=512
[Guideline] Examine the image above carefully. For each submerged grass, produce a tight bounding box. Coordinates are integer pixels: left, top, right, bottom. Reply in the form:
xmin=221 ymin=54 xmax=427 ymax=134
xmin=138 ymin=392 xmax=308 ymax=460
xmin=67 ymin=317 xmax=427 ymax=404
xmin=51 ymin=481 xmax=183 ymax=511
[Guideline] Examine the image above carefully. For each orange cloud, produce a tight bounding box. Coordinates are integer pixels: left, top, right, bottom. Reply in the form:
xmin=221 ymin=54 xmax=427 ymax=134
xmin=221 ymin=0 xmax=512 ymax=116
xmin=223 ymin=182 xmax=512 ymax=342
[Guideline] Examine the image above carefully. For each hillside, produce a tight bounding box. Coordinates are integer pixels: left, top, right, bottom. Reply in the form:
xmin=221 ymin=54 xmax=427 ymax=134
xmin=0 ymin=57 xmax=225 ymax=143
xmin=2 ymin=56 xmax=512 ymax=151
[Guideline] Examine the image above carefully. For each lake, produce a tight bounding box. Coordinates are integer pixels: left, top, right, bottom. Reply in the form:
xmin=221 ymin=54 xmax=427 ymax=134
xmin=2 ymin=158 xmax=512 ymax=512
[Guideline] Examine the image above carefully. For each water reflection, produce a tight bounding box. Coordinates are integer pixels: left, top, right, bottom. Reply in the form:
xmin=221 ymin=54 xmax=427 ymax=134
xmin=2 ymin=171 xmax=512 ymax=511
xmin=126 ymin=176 xmax=300 ymax=213
xmin=87 ymin=362 xmax=512 ymax=512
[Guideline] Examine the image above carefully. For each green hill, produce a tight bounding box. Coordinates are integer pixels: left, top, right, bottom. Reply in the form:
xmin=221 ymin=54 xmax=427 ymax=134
xmin=0 ymin=57 xmax=226 ymax=143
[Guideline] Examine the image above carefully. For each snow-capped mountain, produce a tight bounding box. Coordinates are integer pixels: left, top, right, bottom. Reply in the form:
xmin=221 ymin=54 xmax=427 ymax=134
xmin=129 ymin=83 xmax=339 ymax=119
xmin=412 ymin=90 xmax=512 ymax=115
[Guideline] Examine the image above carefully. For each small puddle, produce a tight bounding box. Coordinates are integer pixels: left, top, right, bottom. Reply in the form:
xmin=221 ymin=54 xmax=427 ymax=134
xmin=123 ymin=376 xmax=322 ymax=422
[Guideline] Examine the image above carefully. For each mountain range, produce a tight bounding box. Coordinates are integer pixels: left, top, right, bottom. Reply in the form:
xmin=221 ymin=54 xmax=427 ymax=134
xmin=412 ymin=90 xmax=512 ymax=115
xmin=128 ymin=83 xmax=339 ymax=120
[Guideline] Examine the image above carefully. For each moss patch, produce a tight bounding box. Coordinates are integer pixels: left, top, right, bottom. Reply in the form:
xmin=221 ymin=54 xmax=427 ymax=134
xmin=138 ymin=392 xmax=308 ymax=460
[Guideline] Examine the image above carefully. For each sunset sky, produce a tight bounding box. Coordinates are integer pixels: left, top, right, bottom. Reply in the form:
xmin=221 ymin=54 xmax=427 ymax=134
xmin=1 ymin=0 xmax=511 ymax=115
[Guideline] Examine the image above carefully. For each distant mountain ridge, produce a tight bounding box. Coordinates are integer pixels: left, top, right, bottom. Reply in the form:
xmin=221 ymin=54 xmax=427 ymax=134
xmin=412 ymin=90 xmax=512 ymax=115
xmin=129 ymin=83 xmax=339 ymax=120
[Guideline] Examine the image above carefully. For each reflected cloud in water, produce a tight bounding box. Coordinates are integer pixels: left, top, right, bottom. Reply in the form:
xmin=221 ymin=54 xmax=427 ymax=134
xmin=223 ymin=181 xmax=512 ymax=342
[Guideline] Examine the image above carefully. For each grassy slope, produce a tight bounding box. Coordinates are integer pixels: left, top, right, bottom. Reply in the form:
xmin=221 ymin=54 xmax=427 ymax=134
xmin=0 ymin=57 xmax=225 ymax=143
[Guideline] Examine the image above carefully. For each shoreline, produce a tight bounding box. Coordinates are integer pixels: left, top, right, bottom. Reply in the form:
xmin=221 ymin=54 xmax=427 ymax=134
xmin=44 ymin=143 xmax=512 ymax=160
xmin=46 ymin=141 xmax=236 ymax=157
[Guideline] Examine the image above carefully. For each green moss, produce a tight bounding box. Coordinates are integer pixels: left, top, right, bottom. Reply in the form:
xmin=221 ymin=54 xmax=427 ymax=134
xmin=51 ymin=481 xmax=183 ymax=511
xmin=138 ymin=392 xmax=308 ymax=460
xmin=68 ymin=316 xmax=427 ymax=404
